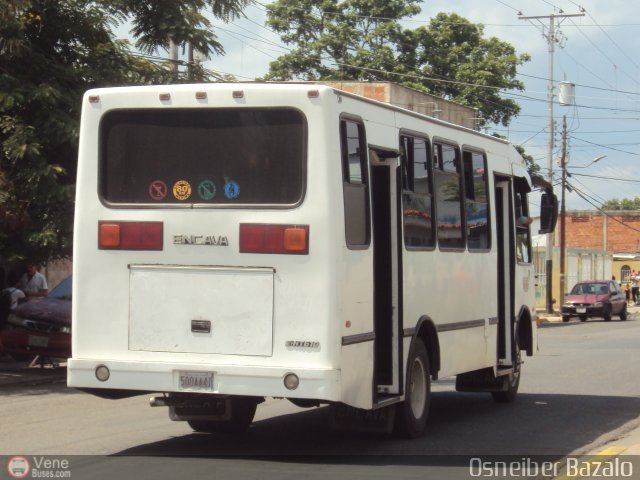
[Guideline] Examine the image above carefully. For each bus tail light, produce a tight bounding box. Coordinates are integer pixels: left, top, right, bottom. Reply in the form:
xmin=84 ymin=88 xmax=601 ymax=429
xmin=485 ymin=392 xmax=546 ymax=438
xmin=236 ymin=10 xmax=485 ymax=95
xmin=99 ymin=221 xmax=163 ymax=250
xmin=240 ymin=224 xmax=309 ymax=255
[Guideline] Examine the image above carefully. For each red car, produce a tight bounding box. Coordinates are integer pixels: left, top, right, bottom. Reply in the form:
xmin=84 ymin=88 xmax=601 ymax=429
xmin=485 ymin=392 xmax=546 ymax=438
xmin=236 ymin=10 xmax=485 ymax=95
xmin=0 ymin=276 xmax=71 ymax=360
xmin=561 ymin=280 xmax=627 ymax=322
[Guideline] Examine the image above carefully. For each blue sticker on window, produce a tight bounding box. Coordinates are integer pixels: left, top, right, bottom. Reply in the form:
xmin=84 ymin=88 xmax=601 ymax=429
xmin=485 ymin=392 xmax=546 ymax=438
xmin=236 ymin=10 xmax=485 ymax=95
xmin=224 ymin=180 xmax=240 ymax=199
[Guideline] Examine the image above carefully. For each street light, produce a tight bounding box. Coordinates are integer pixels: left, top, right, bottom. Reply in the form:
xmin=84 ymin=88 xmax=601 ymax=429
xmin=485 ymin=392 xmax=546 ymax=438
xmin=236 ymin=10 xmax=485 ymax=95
xmin=567 ymin=155 xmax=606 ymax=169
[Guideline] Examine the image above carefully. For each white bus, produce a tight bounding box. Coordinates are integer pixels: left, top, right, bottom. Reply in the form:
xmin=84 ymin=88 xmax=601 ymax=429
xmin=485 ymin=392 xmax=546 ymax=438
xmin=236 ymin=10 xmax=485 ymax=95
xmin=68 ymin=83 xmax=557 ymax=437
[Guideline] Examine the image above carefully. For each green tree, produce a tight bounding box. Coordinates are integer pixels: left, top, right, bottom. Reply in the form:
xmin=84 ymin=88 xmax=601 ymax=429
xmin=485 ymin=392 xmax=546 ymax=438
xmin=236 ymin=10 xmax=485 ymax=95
xmin=0 ymin=0 xmax=248 ymax=265
xmin=601 ymin=197 xmax=640 ymax=211
xmin=398 ymin=13 xmax=528 ymax=126
xmin=265 ymin=0 xmax=421 ymax=80
xmin=264 ymin=1 xmax=528 ymax=126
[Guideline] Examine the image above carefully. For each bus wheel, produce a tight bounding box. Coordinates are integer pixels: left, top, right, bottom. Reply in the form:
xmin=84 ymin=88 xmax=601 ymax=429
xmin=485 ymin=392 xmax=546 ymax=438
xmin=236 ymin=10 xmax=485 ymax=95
xmin=492 ymin=346 xmax=521 ymax=403
xmin=394 ymin=339 xmax=430 ymax=438
xmin=187 ymin=397 xmax=258 ymax=434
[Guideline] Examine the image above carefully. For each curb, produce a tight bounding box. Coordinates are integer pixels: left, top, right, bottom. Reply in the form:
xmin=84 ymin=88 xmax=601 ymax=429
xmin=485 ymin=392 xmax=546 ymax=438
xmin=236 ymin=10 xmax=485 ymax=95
xmin=0 ymin=359 xmax=67 ymax=388
xmin=0 ymin=371 xmax=66 ymax=388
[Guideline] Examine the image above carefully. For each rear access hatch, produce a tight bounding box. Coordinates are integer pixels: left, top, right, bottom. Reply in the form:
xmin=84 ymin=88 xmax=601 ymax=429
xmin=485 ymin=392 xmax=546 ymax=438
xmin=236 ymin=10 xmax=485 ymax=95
xmin=129 ymin=265 xmax=274 ymax=356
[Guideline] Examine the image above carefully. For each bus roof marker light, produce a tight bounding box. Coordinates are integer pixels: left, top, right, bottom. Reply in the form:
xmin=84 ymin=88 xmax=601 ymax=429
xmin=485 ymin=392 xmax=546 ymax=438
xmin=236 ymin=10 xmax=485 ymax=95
xmin=307 ymin=89 xmax=320 ymax=98
xmin=88 ymin=95 xmax=100 ymax=104
xmin=232 ymin=90 xmax=244 ymax=99
xmin=159 ymin=92 xmax=171 ymax=101
xmin=195 ymin=91 xmax=207 ymax=100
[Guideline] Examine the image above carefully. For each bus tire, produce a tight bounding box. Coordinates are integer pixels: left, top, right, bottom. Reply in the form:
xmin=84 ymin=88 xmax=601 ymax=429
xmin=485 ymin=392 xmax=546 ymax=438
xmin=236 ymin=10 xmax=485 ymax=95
xmin=394 ymin=338 xmax=430 ymax=438
xmin=187 ymin=397 xmax=258 ymax=434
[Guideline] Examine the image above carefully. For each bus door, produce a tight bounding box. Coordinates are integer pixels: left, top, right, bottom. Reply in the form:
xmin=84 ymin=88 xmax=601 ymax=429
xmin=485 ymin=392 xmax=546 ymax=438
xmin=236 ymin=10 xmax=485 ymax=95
xmin=369 ymin=146 xmax=402 ymax=399
xmin=495 ymin=177 xmax=515 ymax=370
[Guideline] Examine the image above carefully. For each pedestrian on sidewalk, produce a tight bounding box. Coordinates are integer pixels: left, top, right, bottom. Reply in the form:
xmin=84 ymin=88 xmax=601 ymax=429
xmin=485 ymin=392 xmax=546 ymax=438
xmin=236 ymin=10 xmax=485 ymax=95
xmin=632 ymin=271 xmax=640 ymax=305
xmin=1 ymin=271 xmax=26 ymax=326
xmin=19 ymin=263 xmax=48 ymax=298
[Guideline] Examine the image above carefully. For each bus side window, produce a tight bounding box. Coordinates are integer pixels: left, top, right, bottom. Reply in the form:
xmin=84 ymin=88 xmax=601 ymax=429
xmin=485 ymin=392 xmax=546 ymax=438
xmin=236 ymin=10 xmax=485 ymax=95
xmin=434 ymin=142 xmax=465 ymax=250
xmin=514 ymin=179 xmax=532 ymax=263
xmin=462 ymin=150 xmax=490 ymax=251
xmin=400 ymin=135 xmax=435 ymax=248
xmin=341 ymin=119 xmax=370 ymax=247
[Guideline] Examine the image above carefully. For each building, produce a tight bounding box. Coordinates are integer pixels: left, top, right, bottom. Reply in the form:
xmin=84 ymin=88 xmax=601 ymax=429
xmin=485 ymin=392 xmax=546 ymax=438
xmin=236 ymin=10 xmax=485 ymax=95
xmin=532 ymin=227 xmax=611 ymax=311
xmin=533 ymin=210 xmax=640 ymax=309
xmin=314 ymin=81 xmax=479 ymax=129
xmin=559 ymin=210 xmax=640 ymax=283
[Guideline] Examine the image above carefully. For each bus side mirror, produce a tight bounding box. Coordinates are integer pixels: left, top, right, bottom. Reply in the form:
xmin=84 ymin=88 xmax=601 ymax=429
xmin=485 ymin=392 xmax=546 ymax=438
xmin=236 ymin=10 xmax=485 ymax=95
xmin=539 ymin=192 xmax=558 ymax=234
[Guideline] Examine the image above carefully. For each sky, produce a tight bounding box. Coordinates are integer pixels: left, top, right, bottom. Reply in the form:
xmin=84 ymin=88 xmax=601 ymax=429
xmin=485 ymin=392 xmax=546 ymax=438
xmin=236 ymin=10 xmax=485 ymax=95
xmin=118 ymin=0 xmax=640 ymax=211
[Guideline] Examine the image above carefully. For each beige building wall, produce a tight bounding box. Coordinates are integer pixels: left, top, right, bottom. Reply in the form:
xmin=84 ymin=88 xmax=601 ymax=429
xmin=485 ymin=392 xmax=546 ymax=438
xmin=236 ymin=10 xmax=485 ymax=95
xmin=318 ymin=81 xmax=478 ymax=130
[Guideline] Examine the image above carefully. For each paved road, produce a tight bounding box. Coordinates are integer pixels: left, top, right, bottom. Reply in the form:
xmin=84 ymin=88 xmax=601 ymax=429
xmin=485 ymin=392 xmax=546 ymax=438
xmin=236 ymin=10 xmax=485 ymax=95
xmin=1 ymin=313 xmax=639 ymax=479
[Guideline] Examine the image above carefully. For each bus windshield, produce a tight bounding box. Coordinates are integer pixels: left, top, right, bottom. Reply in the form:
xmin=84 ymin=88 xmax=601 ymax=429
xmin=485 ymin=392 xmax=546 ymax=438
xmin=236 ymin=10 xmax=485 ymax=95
xmin=99 ymin=108 xmax=305 ymax=206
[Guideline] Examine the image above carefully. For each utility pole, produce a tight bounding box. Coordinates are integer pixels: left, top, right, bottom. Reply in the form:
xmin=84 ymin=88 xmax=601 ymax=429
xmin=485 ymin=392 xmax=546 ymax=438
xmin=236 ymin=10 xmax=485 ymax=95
xmin=169 ymin=38 xmax=179 ymax=79
xmin=559 ymin=115 xmax=568 ymax=304
xmin=518 ymin=11 xmax=584 ymax=313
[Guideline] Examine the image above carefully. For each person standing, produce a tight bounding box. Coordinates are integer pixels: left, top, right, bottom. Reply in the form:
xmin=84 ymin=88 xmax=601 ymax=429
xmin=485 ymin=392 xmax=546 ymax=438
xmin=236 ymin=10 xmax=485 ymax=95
xmin=19 ymin=263 xmax=48 ymax=297
xmin=631 ymin=271 xmax=639 ymax=305
xmin=1 ymin=271 xmax=26 ymax=325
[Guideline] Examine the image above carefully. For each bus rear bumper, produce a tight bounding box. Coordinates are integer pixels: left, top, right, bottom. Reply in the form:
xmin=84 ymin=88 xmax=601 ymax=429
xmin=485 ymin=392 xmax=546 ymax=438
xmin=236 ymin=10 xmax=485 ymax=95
xmin=67 ymin=359 xmax=341 ymax=402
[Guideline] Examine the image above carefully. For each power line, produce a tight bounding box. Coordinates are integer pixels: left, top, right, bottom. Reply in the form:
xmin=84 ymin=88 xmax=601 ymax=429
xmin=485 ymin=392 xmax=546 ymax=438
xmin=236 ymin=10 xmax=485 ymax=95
xmin=568 ymin=183 xmax=640 ymax=233
xmin=566 ymin=0 xmax=640 ymax=70
xmin=568 ymin=18 xmax=640 ymax=89
xmin=517 ymin=72 xmax=640 ymax=96
xmin=567 ymin=172 xmax=640 ymax=183
xmin=570 ymin=135 xmax=640 ymax=156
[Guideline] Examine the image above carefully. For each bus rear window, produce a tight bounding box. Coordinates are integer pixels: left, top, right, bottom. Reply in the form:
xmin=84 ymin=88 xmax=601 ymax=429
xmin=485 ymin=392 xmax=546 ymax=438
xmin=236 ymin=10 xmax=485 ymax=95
xmin=99 ymin=108 xmax=305 ymax=206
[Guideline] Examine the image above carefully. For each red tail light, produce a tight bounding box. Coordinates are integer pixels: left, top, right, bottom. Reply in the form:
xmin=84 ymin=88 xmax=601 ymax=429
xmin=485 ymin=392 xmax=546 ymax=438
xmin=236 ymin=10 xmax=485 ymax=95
xmin=240 ymin=224 xmax=309 ymax=255
xmin=99 ymin=221 xmax=163 ymax=250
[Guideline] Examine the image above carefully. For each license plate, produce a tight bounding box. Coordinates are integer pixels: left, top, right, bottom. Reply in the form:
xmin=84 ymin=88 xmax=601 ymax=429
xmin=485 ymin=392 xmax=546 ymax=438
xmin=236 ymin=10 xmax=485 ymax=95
xmin=28 ymin=335 xmax=49 ymax=347
xmin=576 ymin=307 xmax=587 ymax=313
xmin=178 ymin=371 xmax=214 ymax=392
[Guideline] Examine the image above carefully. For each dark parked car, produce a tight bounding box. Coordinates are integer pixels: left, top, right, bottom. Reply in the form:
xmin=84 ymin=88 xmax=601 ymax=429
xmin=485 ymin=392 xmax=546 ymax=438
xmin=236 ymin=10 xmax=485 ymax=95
xmin=561 ymin=280 xmax=627 ymax=322
xmin=0 ymin=275 xmax=71 ymax=360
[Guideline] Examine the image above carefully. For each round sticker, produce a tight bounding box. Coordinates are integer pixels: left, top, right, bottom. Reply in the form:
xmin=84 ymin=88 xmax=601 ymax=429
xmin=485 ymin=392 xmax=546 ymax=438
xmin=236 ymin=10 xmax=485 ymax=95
xmin=7 ymin=456 xmax=31 ymax=479
xmin=198 ymin=180 xmax=217 ymax=200
xmin=224 ymin=180 xmax=240 ymax=199
xmin=173 ymin=180 xmax=192 ymax=201
xmin=148 ymin=180 xmax=168 ymax=201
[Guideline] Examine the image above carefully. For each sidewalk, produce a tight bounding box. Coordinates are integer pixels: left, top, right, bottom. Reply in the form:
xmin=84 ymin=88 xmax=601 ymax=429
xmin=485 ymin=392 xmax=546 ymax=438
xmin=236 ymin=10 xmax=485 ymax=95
xmin=0 ymin=355 xmax=67 ymax=388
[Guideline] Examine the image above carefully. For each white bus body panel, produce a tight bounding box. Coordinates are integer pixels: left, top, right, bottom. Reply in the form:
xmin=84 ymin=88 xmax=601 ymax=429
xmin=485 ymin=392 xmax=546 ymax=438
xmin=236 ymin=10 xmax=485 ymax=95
xmin=69 ymin=83 xmax=536 ymax=410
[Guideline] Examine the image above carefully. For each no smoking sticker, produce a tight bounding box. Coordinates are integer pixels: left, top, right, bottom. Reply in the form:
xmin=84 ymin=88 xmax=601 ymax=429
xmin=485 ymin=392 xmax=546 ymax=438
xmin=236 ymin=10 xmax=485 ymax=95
xmin=173 ymin=180 xmax=192 ymax=200
xmin=148 ymin=180 xmax=168 ymax=201
xmin=198 ymin=180 xmax=217 ymax=200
